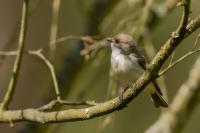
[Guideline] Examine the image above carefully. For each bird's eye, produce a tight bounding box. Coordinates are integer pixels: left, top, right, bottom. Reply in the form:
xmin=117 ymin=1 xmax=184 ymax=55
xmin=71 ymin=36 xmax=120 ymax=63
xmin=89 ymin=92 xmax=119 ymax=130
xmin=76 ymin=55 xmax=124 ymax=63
xmin=115 ymin=39 xmax=119 ymax=43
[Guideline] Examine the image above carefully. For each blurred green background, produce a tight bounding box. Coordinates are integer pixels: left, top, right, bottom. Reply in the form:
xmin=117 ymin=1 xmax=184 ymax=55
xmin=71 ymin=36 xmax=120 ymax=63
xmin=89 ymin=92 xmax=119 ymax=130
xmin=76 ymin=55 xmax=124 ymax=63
xmin=0 ymin=0 xmax=199 ymax=133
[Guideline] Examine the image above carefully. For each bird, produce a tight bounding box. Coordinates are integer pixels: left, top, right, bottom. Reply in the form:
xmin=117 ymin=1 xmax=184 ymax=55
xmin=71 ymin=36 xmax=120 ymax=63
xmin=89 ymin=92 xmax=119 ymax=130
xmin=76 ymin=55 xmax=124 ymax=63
xmin=107 ymin=33 xmax=168 ymax=108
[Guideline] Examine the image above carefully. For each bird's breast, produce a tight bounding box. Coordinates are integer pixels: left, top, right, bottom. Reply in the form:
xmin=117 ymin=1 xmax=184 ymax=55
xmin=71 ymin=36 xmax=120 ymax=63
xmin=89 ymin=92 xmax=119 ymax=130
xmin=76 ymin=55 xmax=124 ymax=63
xmin=111 ymin=53 xmax=143 ymax=84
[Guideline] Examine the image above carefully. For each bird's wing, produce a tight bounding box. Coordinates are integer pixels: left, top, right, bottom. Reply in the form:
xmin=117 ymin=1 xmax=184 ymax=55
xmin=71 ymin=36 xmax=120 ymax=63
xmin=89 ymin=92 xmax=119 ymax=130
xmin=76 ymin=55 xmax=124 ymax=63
xmin=128 ymin=47 xmax=163 ymax=95
xmin=127 ymin=45 xmax=147 ymax=70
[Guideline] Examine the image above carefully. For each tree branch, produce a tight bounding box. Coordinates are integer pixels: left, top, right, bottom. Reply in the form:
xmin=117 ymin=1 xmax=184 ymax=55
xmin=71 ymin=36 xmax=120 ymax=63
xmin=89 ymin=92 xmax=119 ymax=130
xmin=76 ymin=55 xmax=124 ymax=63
xmin=186 ymin=15 xmax=200 ymax=36
xmin=0 ymin=49 xmax=99 ymax=110
xmin=146 ymin=56 xmax=200 ymax=133
xmin=49 ymin=35 xmax=80 ymax=45
xmin=148 ymin=0 xmax=190 ymax=75
xmin=0 ymin=0 xmax=28 ymax=110
xmin=38 ymin=99 xmax=99 ymax=111
xmin=28 ymin=49 xmax=61 ymax=101
xmin=159 ymin=48 xmax=200 ymax=76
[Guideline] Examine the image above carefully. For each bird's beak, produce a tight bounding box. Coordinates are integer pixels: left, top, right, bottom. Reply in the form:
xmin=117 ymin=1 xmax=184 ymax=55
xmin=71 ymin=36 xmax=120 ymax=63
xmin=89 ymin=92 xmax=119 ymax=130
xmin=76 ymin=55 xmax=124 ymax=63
xmin=107 ymin=37 xmax=114 ymax=43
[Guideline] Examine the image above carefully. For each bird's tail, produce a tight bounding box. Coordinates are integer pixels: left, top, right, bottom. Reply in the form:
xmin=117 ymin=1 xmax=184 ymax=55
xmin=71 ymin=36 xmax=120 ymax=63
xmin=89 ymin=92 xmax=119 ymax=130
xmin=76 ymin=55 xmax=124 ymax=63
xmin=150 ymin=91 xmax=168 ymax=108
xmin=150 ymin=80 xmax=168 ymax=108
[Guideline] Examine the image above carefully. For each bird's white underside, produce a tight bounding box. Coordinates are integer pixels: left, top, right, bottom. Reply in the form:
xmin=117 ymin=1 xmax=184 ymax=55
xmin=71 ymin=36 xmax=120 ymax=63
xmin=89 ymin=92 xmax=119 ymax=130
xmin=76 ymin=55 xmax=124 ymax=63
xmin=111 ymin=45 xmax=144 ymax=87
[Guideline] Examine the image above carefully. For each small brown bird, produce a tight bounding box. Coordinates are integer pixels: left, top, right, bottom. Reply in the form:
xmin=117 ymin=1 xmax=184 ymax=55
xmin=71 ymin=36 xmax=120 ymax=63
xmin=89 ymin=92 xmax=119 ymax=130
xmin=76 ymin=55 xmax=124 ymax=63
xmin=107 ymin=33 xmax=168 ymax=108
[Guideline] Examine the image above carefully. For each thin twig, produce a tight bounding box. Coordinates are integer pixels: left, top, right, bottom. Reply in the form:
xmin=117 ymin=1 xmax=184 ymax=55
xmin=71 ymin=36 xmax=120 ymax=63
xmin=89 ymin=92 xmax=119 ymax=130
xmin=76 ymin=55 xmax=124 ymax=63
xmin=49 ymin=0 xmax=61 ymax=60
xmin=169 ymin=51 xmax=176 ymax=65
xmin=191 ymin=33 xmax=200 ymax=50
xmin=80 ymin=40 xmax=106 ymax=56
xmin=38 ymin=99 xmax=99 ymax=111
xmin=159 ymin=48 xmax=200 ymax=76
xmin=28 ymin=49 xmax=61 ymax=101
xmin=0 ymin=51 xmax=17 ymax=56
xmin=0 ymin=0 xmax=28 ymax=110
xmin=160 ymin=33 xmax=200 ymax=76
xmin=50 ymin=35 xmax=80 ymax=45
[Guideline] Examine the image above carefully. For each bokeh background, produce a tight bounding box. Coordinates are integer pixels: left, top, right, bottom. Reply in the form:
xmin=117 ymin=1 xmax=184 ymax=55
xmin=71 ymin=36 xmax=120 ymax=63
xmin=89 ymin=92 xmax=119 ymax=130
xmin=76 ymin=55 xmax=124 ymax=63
xmin=0 ymin=0 xmax=200 ymax=133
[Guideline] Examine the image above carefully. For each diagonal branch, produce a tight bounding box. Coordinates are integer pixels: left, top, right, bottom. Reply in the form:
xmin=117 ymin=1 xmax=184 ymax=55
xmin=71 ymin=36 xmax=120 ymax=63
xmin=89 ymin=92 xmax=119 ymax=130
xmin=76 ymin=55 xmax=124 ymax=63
xmin=159 ymin=48 xmax=200 ymax=76
xmin=0 ymin=0 xmax=29 ymax=110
